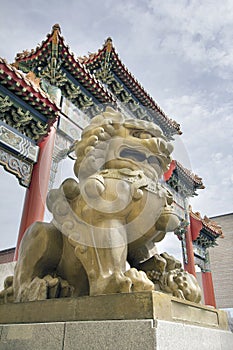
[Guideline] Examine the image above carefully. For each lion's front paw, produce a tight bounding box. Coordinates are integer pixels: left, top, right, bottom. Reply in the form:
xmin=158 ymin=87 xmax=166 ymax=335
xmin=0 ymin=276 xmax=14 ymax=304
xmin=89 ymin=271 xmax=132 ymax=296
xmin=44 ymin=275 xmax=74 ymax=298
xmin=16 ymin=275 xmax=74 ymax=302
xmin=125 ymin=268 xmax=154 ymax=292
xmin=18 ymin=277 xmax=47 ymax=301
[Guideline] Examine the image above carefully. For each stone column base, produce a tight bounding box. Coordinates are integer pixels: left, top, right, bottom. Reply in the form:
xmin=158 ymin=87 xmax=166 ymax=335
xmin=0 ymin=292 xmax=232 ymax=349
xmin=1 ymin=319 xmax=232 ymax=350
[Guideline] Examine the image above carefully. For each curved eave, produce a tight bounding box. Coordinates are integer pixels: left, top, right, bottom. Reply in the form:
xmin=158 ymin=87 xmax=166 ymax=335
xmin=201 ymin=227 xmax=222 ymax=240
xmin=15 ymin=26 xmax=116 ymax=105
xmin=190 ymin=210 xmax=223 ymax=239
xmin=59 ymin=40 xmax=116 ymax=104
xmin=14 ymin=25 xmax=57 ymax=63
xmin=15 ymin=38 xmax=52 ymax=65
xmin=164 ymin=160 xmax=205 ymax=195
xmin=0 ymin=58 xmax=60 ymax=117
xmin=78 ymin=44 xmax=106 ymax=66
xmin=175 ymin=161 xmax=205 ymax=191
xmin=202 ymin=216 xmax=224 ymax=238
xmin=81 ymin=43 xmax=182 ymax=136
xmin=111 ymin=48 xmax=181 ymax=134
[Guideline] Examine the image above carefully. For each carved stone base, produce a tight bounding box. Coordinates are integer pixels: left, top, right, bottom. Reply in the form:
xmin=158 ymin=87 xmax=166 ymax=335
xmin=0 ymin=292 xmax=232 ymax=349
xmin=0 ymin=319 xmax=232 ymax=350
xmin=0 ymin=291 xmax=229 ymax=329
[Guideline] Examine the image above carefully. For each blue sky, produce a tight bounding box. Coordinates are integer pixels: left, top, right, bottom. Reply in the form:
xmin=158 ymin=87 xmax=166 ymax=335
xmin=0 ymin=0 xmax=232 ymax=256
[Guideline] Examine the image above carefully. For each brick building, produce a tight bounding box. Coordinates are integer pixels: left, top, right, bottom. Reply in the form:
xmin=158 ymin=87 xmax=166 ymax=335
xmin=209 ymin=213 xmax=233 ymax=311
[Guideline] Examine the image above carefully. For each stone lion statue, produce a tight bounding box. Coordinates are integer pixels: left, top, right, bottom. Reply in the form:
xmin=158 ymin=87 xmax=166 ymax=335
xmin=0 ymin=107 xmax=201 ymax=303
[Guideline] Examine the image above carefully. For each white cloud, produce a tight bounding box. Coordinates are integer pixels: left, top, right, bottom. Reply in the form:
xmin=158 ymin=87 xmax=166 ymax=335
xmin=148 ymin=0 xmax=233 ymax=72
xmin=161 ymin=90 xmax=233 ymax=216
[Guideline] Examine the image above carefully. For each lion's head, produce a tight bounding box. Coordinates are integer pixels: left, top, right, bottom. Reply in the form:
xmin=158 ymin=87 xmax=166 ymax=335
xmin=74 ymin=107 xmax=174 ymax=182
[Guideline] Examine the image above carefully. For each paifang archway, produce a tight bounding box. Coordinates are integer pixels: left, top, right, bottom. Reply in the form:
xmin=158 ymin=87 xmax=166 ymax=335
xmin=0 ymin=24 xmax=222 ymax=307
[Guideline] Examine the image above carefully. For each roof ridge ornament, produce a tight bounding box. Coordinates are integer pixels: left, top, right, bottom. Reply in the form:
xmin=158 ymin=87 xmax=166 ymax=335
xmin=25 ymin=71 xmax=41 ymax=88
xmin=52 ymin=23 xmax=61 ymax=33
xmin=94 ymin=38 xmax=114 ymax=84
xmin=105 ymin=37 xmax=113 ymax=53
xmin=51 ymin=24 xmax=61 ymax=45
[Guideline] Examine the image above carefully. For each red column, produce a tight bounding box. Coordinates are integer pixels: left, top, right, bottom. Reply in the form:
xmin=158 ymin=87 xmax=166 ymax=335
xmin=201 ymin=271 xmax=216 ymax=307
xmin=184 ymin=225 xmax=196 ymax=277
xmin=14 ymin=126 xmax=56 ymax=260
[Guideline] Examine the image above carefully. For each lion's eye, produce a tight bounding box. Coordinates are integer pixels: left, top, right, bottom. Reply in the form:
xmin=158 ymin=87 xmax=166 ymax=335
xmin=147 ymin=156 xmax=161 ymax=166
xmin=132 ymin=131 xmax=153 ymax=139
xmin=120 ymin=149 xmax=146 ymax=162
xmin=139 ymin=132 xmax=152 ymax=139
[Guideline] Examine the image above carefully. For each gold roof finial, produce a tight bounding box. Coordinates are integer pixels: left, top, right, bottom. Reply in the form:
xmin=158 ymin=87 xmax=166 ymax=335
xmin=105 ymin=37 xmax=113 ymax=53
xmin=51 ymin=24 xmax=61 ymax=44
xmin=52 ymin=24 xmax=61 ymax=33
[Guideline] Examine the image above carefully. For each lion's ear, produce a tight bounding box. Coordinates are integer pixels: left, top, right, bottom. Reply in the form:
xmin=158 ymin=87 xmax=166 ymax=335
xmin=167 ymin=142 xmax=174 ymax=154
xmin=102 ymin=107 xmax=125 ymax=125
xmin=105 ymin=106 xmax=116 ymax=114
xmin=46 ymin=189 xmax=61 ymax=213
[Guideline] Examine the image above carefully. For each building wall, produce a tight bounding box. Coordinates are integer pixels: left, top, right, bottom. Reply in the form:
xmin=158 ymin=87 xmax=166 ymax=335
xmin=0 ymin=262 xmax=16 ymax=290
xmin=0 ymin=249 xmax=16 ymax=290
xmin=0 ymin=248 xmax=15 ymax=264
xmin=209 ymin=213 xmax=233 ymax=309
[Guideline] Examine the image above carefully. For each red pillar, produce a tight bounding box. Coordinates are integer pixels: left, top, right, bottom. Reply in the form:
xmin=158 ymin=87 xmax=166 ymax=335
xmin=201 ymin=271 xmax=216 ymax=307
xmin=183 ymin=225 xmax=196 ymax=277
xmin=14 ymin=126 xmax=56 ymax=260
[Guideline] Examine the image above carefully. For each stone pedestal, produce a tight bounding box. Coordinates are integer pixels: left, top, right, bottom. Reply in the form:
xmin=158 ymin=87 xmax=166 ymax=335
xmin=0 ymin=291 xmax=232 ymax=350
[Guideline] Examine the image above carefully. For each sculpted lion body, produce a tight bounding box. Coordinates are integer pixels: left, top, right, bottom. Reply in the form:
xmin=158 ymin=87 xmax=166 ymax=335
xmin=1 ymin=107 xmax=201 ymax=303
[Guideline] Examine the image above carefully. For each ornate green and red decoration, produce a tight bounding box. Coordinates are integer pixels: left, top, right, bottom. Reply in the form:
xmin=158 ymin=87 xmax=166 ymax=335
xmin=164 ymin=160 xmax=205 ymax=197
xmin=0 ymin=56 xmax=60 ymax=187
xmin=190 ymin=209 xmax=223 ymax=248
xmin=79 ymin=36 xmax=182 ymax=139
xmin=0 ymin=58 xmax=60 ymax=140
xmin=14 ymin=25 xmax=181 ymax=138
xmin=14 ymin=24 xmax=116 ymax=114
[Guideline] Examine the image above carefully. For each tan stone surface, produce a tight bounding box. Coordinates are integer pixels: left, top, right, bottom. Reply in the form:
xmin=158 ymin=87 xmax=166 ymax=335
xmin=0 ymin=291 xmax=229 ymax=330
xmin=0 ymin=323 xmax=65 ymax=350
xmin=0 ymin=107 xmax=201 ymax=305
xmin=1 ymin=319 xmax=232 ymax=350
